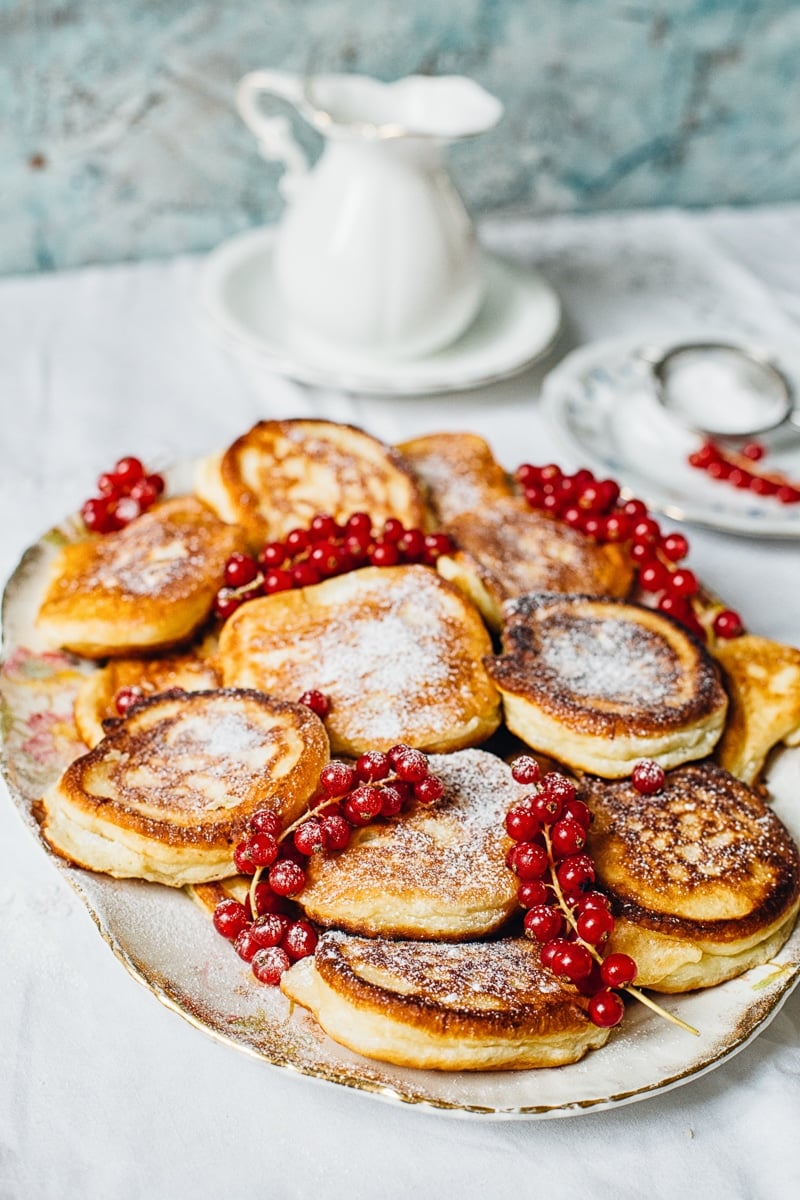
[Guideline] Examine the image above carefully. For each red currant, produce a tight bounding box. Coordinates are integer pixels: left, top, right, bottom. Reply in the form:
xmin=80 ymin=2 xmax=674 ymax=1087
xmin=263 ymin=568 xmax=293 ymax=594
xmin=562 ymin=799 xmax=592 ymax=829
xmin=320 ymin=761 xmax=356 ymax=797
xmin=260 ymin=541 xmax=288 ymax=569
xmin=369 ymin=540 xmax=400 ymax=567
xmin=247 ymin=833 xmax=279 ymax=867
xmin=576 ymin=906 xmax=615 ymax=945
xmin=112 ymin=496 xmax=141 ymax=526
xmin=541 ymin=773 xmax=576 ymax=808
xmin=398 ymin=528 xmax=426 ymax=561
xmin=252 ymin=946 xmax=291 ymax=985
xmin=524 ymin=905 xmax=564 ymax=942
xmin=556 ymin=853 xmax=595 ymax=891
xmin=224 ymin=553 xmax=258 ymax=589
xmin=505 ymin=804 xmax=541 ymax=842
xmin=212 ymin=898 xmax=249 ymax=939
xmin=321 ymin=813 xmax=352 ymax=850
xmin=601 ymin=953 xmax=637 ymax=988
xmin=713 ymin=609 xmax=744 ymax=639
xmin=631 ymin=759 xmax=665 ymax=795
xmin=414 ymin=775 xmax=444 ymax=805
xmin=549 ymin=941 xmax=594 ymax=982
xmin=268 ymin=859 xmax=306 ymax=896
xmin=113 ymin=456 xmax=144 ymax=488
xmin=588 ymin=989 xmax=626 ymax=1027
xmin=214 ymin=589 xmax=243 ymax=620
xmin=343 ymin=786 xmax=383 ymax=824
xmin=355 ymin=750 xmax=390 ymax=782
xmin=281 ymin=920 xmax=318 ymax=961
xmin=550 ymin=818 xmax=586 ymax=858
xmin=508 ymin=841 xmax=549 ymax=880
xmin=511 ymin=756 xmax=541 ymax=785
xmin=638 ymin=561 xmax=670 ymax=593
xmin=234 ymin=928 xmax=261 ymax=962
xmin=291 ymin=561 xmax=321 ymax=588
xmin=115 ymin=686 xmax=144 ymax=716
xmin=233 ymin=840 xmax=257 ymax=875
xmin=660 ymin=532 xmax=689 ymax=562
xmin=81 ymin=496 xmax=117 ymax=533
xmin=97 ymin=472 xmax=121 ymax=498
xmin=293 ymin=819 xmax=325 ymax=857
xmin=249 ymin=809 xmax=282 ymax=838
xmin=297 ymin=690 xmax=330 ymax=717
xmin=382 ymin=518 xmax=406 ymax=543
xmin=668 ymin=568 xmax=698 ymax=598
xmin=309 ymin=514 xmax=338 ymax=541
xmin=250 ymin=913 xmax=287 ymax=948
xmin=517 ymin=880 xmax=550 ymax=908
xmin=378 ymin=785 xmax=406 ymax=818
xmin=423 ymin=532 xmax=454 ymax=560
xmin=130 ymin=478 xmax=160 ymax=510
xmin=393 ymin=749 xmax=429 ymax=783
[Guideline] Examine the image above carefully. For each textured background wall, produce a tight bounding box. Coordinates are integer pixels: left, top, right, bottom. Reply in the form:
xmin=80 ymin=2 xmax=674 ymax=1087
xmin=3 ymin=0 xmax=800 ymax=275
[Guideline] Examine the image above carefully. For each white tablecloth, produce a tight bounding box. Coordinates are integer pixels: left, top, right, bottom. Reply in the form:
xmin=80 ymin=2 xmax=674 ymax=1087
xmin=1 ymin=207 xmax=799 ymax=1199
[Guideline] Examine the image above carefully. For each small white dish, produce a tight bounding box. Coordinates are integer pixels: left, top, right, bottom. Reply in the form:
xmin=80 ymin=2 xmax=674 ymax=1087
xmin=543 ymin=336 xmax=800 ymax=538
xmin=201 ymin=227 xmax=561 ymax=395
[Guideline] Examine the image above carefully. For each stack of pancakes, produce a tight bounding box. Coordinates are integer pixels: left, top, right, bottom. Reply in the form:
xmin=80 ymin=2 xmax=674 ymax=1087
xmin=34 ymin=420 xmax=800 ymax=1072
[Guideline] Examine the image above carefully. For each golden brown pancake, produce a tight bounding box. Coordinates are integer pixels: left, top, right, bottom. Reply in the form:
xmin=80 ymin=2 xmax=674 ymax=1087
xmin=281 ymin=933 xmax=610 ymax=1071
xmin=711 ymin=633 xmax=800 ymax=784
xmin=438 ymin=497 xmax=634 ymax=629
xmin=74 ymin=636 xmax=220 ymax=748
xmin=42 ymin=688 xmax=329 ymax=886
xmin=36 ymin=497 xmax=247 ymax=659
xmin=396 ymin=431 xmax=514 ymax=525
xmin=298 ymin=750 xmax=521 ymax=940
xmin=582 ymin=761 xmax=800 ymax=992
xmin=487 ymin=593 xmax=729 ymax=777
xmin=217 ymin=564 xmax=501 ymax=756
xmin=195 ymin=419 xmax=426 ymax=547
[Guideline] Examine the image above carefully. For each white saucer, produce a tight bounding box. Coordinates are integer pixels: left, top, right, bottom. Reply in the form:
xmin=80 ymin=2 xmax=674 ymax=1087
xmin=201 ymin=227 xmax=561 ymax=395
xmin=543 ymin=336 xmax=800 ymax=538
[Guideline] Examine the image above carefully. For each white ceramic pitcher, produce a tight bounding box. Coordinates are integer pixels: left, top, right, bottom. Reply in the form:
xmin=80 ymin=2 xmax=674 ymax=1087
xmin=236 ymin=70 xmax=503 ymax=360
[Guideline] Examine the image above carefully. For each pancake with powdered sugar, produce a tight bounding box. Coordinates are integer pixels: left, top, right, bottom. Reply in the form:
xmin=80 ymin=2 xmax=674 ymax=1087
xmin=487 ymin=593 xmax=728 ymax=777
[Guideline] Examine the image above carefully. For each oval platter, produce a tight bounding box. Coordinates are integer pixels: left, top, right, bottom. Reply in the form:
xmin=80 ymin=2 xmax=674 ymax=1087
xmin=1 ymin=470 xmax=799 ymax=1120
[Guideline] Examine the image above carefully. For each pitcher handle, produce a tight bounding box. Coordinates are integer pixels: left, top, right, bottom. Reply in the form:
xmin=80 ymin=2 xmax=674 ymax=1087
xmin=236 ymin=70 xmax=310 ymax=200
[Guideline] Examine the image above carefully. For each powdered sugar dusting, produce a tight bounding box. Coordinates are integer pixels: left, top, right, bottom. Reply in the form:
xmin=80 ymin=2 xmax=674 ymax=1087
xmin=232 ymin=566 xmax=496 ymax=748
xmin=536 ymin=615 xmax=679 ymax=705
xmin=319 ymin=933 xmax=573 ymax=1009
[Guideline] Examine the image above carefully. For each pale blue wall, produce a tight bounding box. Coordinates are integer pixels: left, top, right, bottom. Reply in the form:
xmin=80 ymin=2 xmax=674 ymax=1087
xmin=2 ymin=0 xmax=799 ymax=274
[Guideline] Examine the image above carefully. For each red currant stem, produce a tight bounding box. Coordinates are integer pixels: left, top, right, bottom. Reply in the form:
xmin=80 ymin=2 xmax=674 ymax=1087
xmin=542 ymin=827 xmax=602 ymax=964
xmin=622 ymin=985 xmax=699 ymax=1035
xmin=248 ymin=868 xmax=265 ymax=920
xmin=227 ymin=572 xmax=265 ymax=599
xmin=707 ymin=441 xmax=797 ymax=488
xmin=246 ymin=793 xmax=333 ymax=917
xmin=542 ymin=829 xmax=699 ymax=1037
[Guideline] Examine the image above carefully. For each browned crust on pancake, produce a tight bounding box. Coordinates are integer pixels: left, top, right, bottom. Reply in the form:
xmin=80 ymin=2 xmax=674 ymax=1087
xmin=712 ymin=633 xmax=800 ymax=783
xmin=396 ymin=431 xmax=514 ymax=525
xmin=74 ymin=643 xmax=220 ymax=747
xmin=51 ymin=688 xmax=329 ymax=851
xmin=313 ymin=935 xmax=597 ymax=1041
xmin=444 ymin=498 xmax=634 ymax=606
xmin=582 ymin=762 xmax=800 ymax=944
xmin=487 ymin=593 xmax=728 ymax=740
xmin=36 ymin=496 xmax=247 ymax=657
xmin=217 ymin=419 xmax=426 ymax=544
